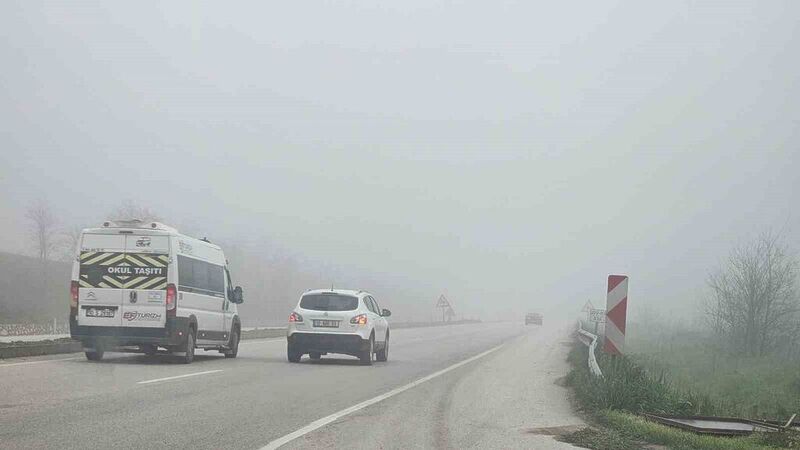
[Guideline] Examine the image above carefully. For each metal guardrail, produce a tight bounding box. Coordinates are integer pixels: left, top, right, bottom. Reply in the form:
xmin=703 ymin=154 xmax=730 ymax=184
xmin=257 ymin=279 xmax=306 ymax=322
xmin=576 ymin=321 xmax=603 ymax=378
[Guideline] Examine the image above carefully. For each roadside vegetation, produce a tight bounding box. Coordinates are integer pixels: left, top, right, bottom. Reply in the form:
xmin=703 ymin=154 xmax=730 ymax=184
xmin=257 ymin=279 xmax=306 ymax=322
xmin=2 ymin=199 xmax=439 ymax=328
xmin=561 ymin=231 xmax=800 ymax=449
xmin=561 ymin=343 xmax=800 ymax=450
xmin=624 ymin=231 xmax=800 ymax=421
xmin=628 ymin=320 xmax=800 ymax=420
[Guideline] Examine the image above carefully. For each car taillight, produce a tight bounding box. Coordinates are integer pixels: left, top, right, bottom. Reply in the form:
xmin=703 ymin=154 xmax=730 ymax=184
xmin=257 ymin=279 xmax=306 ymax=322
xmin=350 ymin=314 xmax=367 ymax=325
xmin=288 ymin=312 xmax=303 ymax=323
xmin=70 ymin=280 xmax=79 ymax=315
xmin=166 ymin=284 xmax=177 ymax=318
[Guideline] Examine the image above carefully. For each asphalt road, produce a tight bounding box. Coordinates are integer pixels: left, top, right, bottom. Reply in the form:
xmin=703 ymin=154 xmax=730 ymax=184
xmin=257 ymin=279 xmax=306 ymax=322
xmin=0 ymin=321 xmax=581 ymax=450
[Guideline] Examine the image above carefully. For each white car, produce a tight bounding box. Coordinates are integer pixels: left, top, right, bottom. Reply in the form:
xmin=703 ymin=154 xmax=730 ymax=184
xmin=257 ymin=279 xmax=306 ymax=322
xmin=286 ymin=289 xmax=391 ymax=365
xmin=69 ymin=219 xmax=244 ymax=363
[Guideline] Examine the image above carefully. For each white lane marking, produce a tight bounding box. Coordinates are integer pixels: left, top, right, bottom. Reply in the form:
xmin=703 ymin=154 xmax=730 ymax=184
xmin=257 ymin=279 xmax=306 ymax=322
xmin=259 ymin=343 xmax=506 ymax=450
xmin=137 ymin=370 xmax=223 ymax=385
xmin=0 ymin=356 xmax=80 ymax=368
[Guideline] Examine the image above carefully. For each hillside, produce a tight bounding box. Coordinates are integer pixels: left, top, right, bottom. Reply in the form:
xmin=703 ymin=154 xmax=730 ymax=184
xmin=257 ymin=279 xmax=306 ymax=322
xmin=0 ymin=249 xmax=424 ymax=327
xmin=0 ymin=252 xmax=71 ymax=323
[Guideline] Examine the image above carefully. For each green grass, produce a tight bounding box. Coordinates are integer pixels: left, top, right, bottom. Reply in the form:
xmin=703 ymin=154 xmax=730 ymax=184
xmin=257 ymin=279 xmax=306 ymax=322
xmin=566 ymin=344 xmax=719 ymax=416
xmin=600 ymin=409 xmax=794 ymax=450
xmin=627 ymin=323 xmax=800 ymax=420
xmin=559 ymin=424 xmax=637 ymax=450
xmin=564 ymin=343 xmax=800 ymax=449
xmin=559 ymin=410 xmax=789 ymax=450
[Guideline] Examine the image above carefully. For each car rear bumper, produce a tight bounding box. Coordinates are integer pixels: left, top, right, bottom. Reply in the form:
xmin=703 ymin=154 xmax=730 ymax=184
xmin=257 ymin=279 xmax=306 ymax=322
xmin=287 ymin=332 xmax=369 ymax=356
xmin=69 ymin=316 xmax=190 ymax=347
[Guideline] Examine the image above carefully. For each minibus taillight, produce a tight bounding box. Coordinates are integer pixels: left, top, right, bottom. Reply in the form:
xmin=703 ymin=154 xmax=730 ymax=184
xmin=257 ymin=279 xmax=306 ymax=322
xmin=166 ymin=284 xmax=177 ymax=317
xmin=70 ymin=280 xmax=79 ymax=315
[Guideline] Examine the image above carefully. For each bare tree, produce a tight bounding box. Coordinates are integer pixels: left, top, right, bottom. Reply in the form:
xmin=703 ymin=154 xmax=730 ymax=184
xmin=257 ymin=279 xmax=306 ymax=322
xmin=706 ymin=232 xmax=800 ymax=356
xmin=25 ymin=200 xmax=59 ymax=261
xmin=108 ymin=199 xmax=162 ymax=223
xmin=58 ymin=225 xmax=85 ymax=261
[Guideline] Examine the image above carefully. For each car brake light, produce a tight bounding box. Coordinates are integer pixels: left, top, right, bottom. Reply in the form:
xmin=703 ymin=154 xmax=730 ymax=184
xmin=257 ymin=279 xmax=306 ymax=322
xmin=166 ymin=284 xmax=177 ymax=318
xmin=70 ymin=280 xmax=79 ymax=315
xmin=289 ymin=312 xmax=303 ymax=323
xmin=350 ymin=314 xmax=367 ymax=325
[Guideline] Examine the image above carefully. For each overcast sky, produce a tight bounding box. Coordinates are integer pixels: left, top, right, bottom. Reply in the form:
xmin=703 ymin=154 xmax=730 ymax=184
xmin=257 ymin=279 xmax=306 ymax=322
xmin=1 ymin=1 xmax=798 ymax=320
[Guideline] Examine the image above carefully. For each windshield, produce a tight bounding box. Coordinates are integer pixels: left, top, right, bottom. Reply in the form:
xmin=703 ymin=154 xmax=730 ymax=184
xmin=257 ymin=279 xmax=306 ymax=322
xmin=299 ymin=294 xmax=359 ymax=311
xmin=2 ymin=2 xmax=799 ymax=450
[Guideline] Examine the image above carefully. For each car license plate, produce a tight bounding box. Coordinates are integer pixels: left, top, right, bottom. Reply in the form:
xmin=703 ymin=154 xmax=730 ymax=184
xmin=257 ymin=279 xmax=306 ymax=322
xmin=313 ymin=320 xmax=339 ymax=328
xmin=86 ymin=307 xmax=116 ymax=318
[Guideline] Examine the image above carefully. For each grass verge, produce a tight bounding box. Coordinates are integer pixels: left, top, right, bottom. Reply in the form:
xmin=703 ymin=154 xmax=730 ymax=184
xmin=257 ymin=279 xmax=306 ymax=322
xmin=0 ymin=337 xmax=74 ymax=348
xmin=561 ymin=343 xmax=800 ymax=450
xmin=626 ymin=322 xmax=800 ymax=419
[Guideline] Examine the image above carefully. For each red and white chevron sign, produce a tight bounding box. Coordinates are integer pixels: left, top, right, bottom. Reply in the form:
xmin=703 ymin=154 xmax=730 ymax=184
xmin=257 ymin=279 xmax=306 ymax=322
xmin=603 ymin=275 xmax=628 ymax=355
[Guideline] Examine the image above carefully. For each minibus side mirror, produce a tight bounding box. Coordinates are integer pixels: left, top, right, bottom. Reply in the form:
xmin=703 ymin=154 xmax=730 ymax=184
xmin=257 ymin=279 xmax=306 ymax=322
xmin=232 ymin=286 xmax=244 ymax=304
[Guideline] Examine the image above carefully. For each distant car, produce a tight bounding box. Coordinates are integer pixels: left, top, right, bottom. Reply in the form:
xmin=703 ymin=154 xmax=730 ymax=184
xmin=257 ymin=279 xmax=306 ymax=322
xmin=525 ymin=313 xmax=542 ymax=325
xmin=287 ymin=289 xmax=391 ymax=365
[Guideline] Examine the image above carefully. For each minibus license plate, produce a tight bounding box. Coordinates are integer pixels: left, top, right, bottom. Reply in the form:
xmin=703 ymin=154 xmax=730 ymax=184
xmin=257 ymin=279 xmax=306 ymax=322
xmin=86 ymin=307 xmax=116 ymax=318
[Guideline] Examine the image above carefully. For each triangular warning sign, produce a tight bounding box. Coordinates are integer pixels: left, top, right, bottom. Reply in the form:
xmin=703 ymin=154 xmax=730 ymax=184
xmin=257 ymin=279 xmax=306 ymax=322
xmin=581 ymin=300 xmax=594 ymax=312
xmin=436 ymin=295 xmax=450 ymax=308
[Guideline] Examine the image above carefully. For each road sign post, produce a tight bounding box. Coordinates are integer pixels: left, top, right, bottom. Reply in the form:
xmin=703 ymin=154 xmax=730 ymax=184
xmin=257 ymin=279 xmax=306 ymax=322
xmin=445 ymin=306 xmax=455 ymax=322
xmin=436 ymin=295 xmax=452 ymax=322
xmin=589 ymin=308 xmax=606 ymax=323
xmin=581 ymin=300 xmax=595 ymax=326
xmin=589 ymin=308 xmax=605 ymax=335
xmin=603 ymin=275 xmax=628 ymax=355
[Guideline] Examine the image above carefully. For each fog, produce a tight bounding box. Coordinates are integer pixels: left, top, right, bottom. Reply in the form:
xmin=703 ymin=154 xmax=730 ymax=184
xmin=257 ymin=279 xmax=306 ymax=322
xmin=1 ymin=1 xmax=798 ymax=323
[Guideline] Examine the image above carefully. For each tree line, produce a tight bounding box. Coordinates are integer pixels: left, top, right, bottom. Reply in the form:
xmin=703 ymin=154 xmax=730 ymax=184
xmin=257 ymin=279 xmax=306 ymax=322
xmin=15 ymin=199 xmax=424 ymax=326
xmin=705 ymin=231 xmax=800 ymax=358
xmin=24 ymin=199 xmax=161 ymax=263
xmin=16 ymin=199 xmax=337 ymax=325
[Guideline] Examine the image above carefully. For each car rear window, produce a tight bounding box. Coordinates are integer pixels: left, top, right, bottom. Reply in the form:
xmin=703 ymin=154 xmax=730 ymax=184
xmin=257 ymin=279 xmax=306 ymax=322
xmin=300 ymin=294 xmax=359 ymax=311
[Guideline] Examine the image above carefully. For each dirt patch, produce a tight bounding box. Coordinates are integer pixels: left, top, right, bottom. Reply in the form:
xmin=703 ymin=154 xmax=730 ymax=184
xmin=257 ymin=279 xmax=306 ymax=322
xmin=558 ymin=426 xmax=638 ymax=450
xmin=554 ymin=375 xmax=569 ymax=387
xmin=527 ymin=425 xmax=584 ymax=436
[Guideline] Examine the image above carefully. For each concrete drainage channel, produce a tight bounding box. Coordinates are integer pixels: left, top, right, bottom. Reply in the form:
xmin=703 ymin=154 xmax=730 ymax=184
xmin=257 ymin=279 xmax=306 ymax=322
xmin=643 ymin=414 xmax=800 ymax=437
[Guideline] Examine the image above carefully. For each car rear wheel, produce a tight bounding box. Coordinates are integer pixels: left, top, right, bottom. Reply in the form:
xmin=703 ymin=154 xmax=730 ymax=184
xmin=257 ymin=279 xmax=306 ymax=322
xmin=287 ymin=343 xmax=302 ymax=363
xmin=359 ymin=335 xmax=374 ymax=366
xmin=376 ymin=333 xmax=388 ymax=362
xmin=180 ymin=329 xmax=195 ymax=364
xmin=224 ymin=330 xmax=239 ymax=358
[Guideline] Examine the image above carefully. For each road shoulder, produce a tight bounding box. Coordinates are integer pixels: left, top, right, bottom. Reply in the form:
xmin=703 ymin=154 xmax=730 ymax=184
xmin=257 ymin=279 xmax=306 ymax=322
xmin=443 ymin=325 xmax=583 ymax=449
xmin=285 ymin=324 xmax=583 ymax=449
